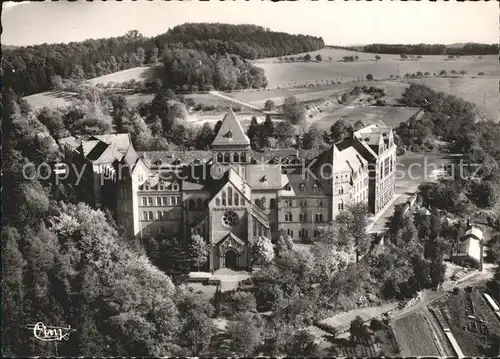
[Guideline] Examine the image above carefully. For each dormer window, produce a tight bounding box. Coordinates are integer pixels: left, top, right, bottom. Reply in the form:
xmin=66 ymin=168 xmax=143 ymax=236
xmin=172 ymin=183 xmax=179 ymax=191
xmin=285 ymin=183 xmax=291 ymax=191
xmin=260 ymin=176 xmax=268 ymax=183
xmin=144 ymin=183 xmax=150 ymax=191
xmin=312 ymin=184 xmax=318 ymax=193
xmin=224 ymin=131 xmax=233 ymax=138
xmin=299 ymin=183 xmax=305 ymax=191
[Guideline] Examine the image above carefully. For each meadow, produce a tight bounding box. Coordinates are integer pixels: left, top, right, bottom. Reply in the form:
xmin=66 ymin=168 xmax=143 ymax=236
xmin=312 ymin=106 xmax=419 ymax=132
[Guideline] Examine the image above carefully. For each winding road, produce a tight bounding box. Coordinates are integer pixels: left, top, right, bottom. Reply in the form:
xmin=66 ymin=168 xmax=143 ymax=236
xmin=208 ymin=91 xmax=263 ymax=111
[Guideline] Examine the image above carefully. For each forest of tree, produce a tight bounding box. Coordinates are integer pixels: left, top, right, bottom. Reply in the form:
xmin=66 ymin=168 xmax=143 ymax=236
xmin=162 ymin=49 xmax=268 ymax=92
xmin=363 ymin=43 xmax=498 ymax=55
xmin=397 ymin=83 xmax=500 ymax=214
xmin=3 ymin=24 xmax=324 ymax=96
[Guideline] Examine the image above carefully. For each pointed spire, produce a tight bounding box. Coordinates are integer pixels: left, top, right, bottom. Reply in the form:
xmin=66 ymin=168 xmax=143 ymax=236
xmin=212 ymin=108 xmax=250 ymax=147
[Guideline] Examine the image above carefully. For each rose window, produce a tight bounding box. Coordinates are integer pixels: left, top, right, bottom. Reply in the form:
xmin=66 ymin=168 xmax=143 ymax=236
xmin=222 ymin=211 xmax=239 ymax=228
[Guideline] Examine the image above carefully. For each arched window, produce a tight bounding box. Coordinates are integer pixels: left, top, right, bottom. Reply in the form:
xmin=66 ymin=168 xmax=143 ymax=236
xmin=255 ymin=199 xmax=261 ymax=208
xmin=228 ymin=187 xmax=233 ymax=206
xmin=217 ymin=153 xmax=223 ymax=163
xmin=143 ymin=211 xmax=148 ymax=220
xmin=250 ymin=157 xmax=257 ymax=164
xmin=285 ymin=213 xmax=292 ymax=222
xmin=240 ymin=153 xmax=246 ymax=163
xmin=157 ymin=211 xmax=162 ymax=220
xmin=224 ymin=153 xmax=230 ymax=163
xmin=299 ymin=183 xmax=305 ymax=191
xmin=270 ymin=198 xmax=276 ymax=209
xmin=233 ymin=152 xmax=239 ymax=162
xmin=215 ymin=197 xmax=221 ymax=206
xmin=312 ymin=184 xmax=318 ymax=193
xmin=222 ymin=191 xmax=227 ymax=206
xmin=148 ymin=211 xmax=153 ymax=220
xmin=234 ymin=192 xmax=239 ymax=206
xmin=189 ymin=199 xmax=195 ymax=209
xmin=261 ymin=197 xmax=267 ymax=210
xmin=204 ymin=199 xmax=209 ymax=207
xmin=338 ymin=187 xmax=344 ymax=194
xmin=163 ymin=211 xmax=168 ymax=220
xmin=197 ymin=198 xmax=203 ymax=209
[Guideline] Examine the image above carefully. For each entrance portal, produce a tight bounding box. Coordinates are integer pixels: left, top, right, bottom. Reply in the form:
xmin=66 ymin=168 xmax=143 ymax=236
xmin=224 ymin=249 xmax=238 ymax=269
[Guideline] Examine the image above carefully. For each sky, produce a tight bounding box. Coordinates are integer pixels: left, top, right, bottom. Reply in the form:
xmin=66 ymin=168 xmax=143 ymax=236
xmin=2 ymin=0 xmax=499 ymax=47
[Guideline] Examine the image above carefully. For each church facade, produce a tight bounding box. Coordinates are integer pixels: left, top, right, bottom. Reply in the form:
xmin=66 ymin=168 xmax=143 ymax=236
xmin=59 ymin=109 xmax=396 ymax=271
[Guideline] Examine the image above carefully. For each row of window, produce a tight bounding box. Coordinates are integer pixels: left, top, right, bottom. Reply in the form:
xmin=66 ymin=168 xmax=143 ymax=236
xmin=215 ymin=187 xmax=245 ymax=207
xmin=142 ymin=182 xmax=180 ymax=191
xmin=287 ymin=199 xmax=324 ymax=207
xmin=252 ymin=221 xmax=269 ymax=237
xmin=141 ymin=196 xmax=181 ymax=207
xmin=142 ymin=210 xmax=181 ymax=221
xmin=298 ymin=183 xmax=320 ymax=192
xmin=284 ymin=213 xmax=325 ymax=223
xmin=216 ymin=152 xmax=247 ymax=163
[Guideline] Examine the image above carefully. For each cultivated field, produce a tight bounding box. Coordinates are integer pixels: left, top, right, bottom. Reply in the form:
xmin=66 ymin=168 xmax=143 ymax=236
xmin=256 ymin=49 xmax=499 ymax=121
xmin=23 ymin=48 xmax=498 ymax=122
xmin=256 ymin=49 xmax=498 ymax=86
xmin=415 ymin=76 xmax=499 ymax=121
xmin=437 ymin=287 xmax=500 ymax=356
xmin=391 ymin=313 xmax=441 ymax=356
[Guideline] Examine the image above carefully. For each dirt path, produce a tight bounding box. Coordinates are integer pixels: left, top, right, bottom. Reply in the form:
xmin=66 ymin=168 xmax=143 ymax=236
xmin=209 ymin=91 xmax=263 ymax=111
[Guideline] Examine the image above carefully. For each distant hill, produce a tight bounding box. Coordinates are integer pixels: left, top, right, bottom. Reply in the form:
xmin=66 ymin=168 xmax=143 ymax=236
xmin=4 ymin=23 xmax=325 ymax=96
xmin=362 ymin=43 xmax=498 ymax=55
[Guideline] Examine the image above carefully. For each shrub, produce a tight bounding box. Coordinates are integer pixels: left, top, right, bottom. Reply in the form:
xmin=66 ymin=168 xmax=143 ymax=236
xmin=366 ymin=73 xmax=374 ymax=81
xmin=370 ymin=318 xmax=384 ymax=331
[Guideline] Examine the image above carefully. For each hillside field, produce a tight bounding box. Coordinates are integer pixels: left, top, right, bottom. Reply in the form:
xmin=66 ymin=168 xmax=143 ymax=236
xmin=256 ymin=49 xmax=498 ymax=87
xmin=85 ymin=64 xmax=162 ymax=86
xmin=23 ymin=48 xmax=498 ymax=122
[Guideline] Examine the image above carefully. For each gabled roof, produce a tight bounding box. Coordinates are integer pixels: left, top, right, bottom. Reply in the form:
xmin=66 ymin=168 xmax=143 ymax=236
xmin=316 ymin=144 xmax=367 ymax=175
xmin=90 ymin=133 xmax=132 ymax=154
xmin=89 ymin=144 xmax=123 ymax=164
xmin=212 ymin=109 xmax=250 ymax=147
xmin=245 ymin=164 xmax=284 ymax=189
xmin=228 ymin=167 xmax=251 ymax=200
xmin=122 ymin=144 xmax=140 ymax=169
xmin=286 ymin=172 xmax=326 ymax=196
xmin=217 ymin=232 xmax=246 ymax=248
xmin=80 ymin=140 xmax=101 ymax=157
